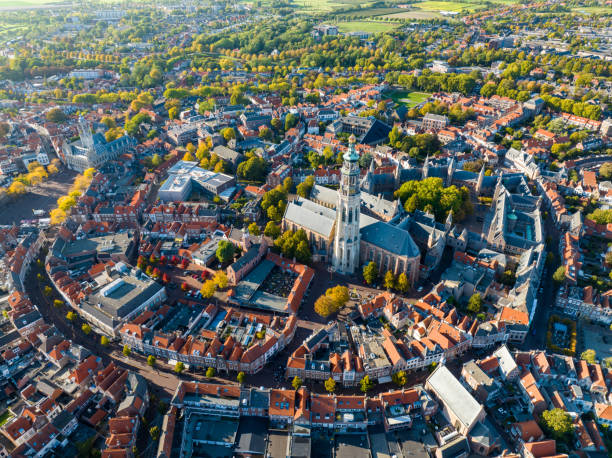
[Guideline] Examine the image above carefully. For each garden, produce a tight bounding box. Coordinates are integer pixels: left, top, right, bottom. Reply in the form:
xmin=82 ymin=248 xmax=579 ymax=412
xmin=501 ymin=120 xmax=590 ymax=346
xmin=546 ymin=315 xmax=577 ymax=356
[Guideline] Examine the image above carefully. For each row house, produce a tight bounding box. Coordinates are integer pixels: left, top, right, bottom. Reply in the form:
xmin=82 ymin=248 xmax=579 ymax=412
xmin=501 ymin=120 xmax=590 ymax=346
xmin=120 ymin=314 xmax=298 ymax=375
xmin=556 ymin=286 xmax=612 ymax=325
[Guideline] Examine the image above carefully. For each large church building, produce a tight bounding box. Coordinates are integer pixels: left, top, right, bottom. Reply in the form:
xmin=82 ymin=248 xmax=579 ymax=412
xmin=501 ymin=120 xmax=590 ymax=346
xmin=283 ymin=135 xmax=421 ymax=286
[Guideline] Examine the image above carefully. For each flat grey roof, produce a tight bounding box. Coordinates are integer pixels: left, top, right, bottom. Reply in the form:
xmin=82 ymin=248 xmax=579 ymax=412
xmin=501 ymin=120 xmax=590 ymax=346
xmin=335 ymin=434 xmax=370 ymax=458
xmin=235 ymin=416 xmax=268 ymax=455
xmin=233 ymin=259 xmax=275 ymax=303
xmin=427 ymin=365 xmax=483 ymax=431
xmin=82 ymin=272 xmax=164 ymax=323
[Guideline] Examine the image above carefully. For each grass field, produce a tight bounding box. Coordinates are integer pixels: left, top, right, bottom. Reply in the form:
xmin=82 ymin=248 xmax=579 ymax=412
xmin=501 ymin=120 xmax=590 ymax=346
xmin=383 ymin=10 xmax=443 ymax=19
xmin=0 ymin=411 xmax=13 ymax=427
xmin=340 ymin=7 xmax=406 ymax=18
xmin=0 ymin=0 xmax=66 ymax=9
xmin=380 ymin=0 xmax=519 ymax=19
xmin=413 ymin=0 xmax=479 ymax=11
xmin=383 ymin=90 xmax=431 ymax=107
xmin=571 ymin=6 xmax=611 ymax=14
xmin=294 ymin=0 xmax=365 ymax=13
xmin=336 ymin=20 xmax=400 ymax=33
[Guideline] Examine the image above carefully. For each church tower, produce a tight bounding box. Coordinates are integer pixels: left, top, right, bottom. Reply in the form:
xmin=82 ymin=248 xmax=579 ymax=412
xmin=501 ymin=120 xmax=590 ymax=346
xmin=332 ymin=134 xmax=361 ymax=274
xmin=77 ymin=115 xmax=97 ymax=166
xmin=77 ymin=115 xmax=94 ymax=151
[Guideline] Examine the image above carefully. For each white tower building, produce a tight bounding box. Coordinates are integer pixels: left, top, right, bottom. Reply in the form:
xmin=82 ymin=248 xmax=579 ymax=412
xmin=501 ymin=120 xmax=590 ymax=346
xmin=332 ymin=134 xmax=361 ymax=274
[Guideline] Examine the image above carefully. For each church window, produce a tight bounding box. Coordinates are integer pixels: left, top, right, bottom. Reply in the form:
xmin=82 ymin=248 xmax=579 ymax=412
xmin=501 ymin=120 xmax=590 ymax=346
xmin=342 ymin=208 xmax=346 ymax=222
xmin=348 ymin=208 xmax=352 ymax=223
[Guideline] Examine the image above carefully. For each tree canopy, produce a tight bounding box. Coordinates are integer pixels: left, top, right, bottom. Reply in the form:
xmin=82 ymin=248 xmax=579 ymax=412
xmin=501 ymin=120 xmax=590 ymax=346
xmin=395 ymin=177 xmax=472 ymax=222
xmin=216 ymin=240 xmax=235 ymax=264
xmin=539 ymin=408 xmax=573 ymax=442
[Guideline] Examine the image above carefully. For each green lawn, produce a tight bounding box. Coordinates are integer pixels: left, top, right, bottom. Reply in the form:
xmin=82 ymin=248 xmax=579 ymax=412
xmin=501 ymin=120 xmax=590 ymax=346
xmin=383 ymin=10 xmax=443 ymax=19
xmin=336 ymin=21 xmax=399 ymax=33
xmin=0 ymin=411 xmax=13 ymax=427
xmin=383 ymin=90 xmax=431 ymax=108
xmin=413 ymin=0 xmax=478 ymax=12
xmin=382 ymin=0 xmax=519 ymax=18
xmin=571 ymin=6 xmax=612 ymax=14
xmin=341 ymin=7 xmax=406 ymax=18
xmin=294 ymin=0 xmax=364 ymax=13
xmin=0 ymin=0 xmax=64 ymax=8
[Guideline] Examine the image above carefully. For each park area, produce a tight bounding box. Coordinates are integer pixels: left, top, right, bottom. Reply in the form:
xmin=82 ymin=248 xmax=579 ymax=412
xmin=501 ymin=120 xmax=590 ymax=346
xmin=546 ymin=315 xmax=577 ymax=356
xmin=382 ymin=90 xmax=431 ymax=108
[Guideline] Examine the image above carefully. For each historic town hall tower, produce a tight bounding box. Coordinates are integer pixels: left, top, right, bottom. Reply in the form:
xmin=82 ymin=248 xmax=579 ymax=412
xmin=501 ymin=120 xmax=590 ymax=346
xmin=332 ymin=134 xmax=361 ymax=274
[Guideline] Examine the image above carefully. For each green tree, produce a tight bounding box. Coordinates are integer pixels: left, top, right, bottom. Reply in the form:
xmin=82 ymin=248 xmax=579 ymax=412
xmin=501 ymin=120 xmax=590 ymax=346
xmin=206 ymin=367 xmax=215 ymax=378
xmin=359 ymin=375 xmax=374 ymax=393
xmin=324 ymin=377 xmax=336 ymax=393
xmin=395 ymin=177 xmax=471 ymax=222
xmin=53 ymin=299 xmax=64 ymax=308
xmin=264 ymin=221 xmax=281 ymax=239
xmin=43 ymin=286 xmax=53 ymax=296
xmin=100 ymin=335 xmax=109 ymax=346
xmin=294 ymin=240 xmax=312 ymax=264
xmin=285 ymin=113 xmax=298 ymax=131
xmin=220 ymin=127 xmax=236 ymax=142
xmin=174 ymin=361 xmax=185 ymax=374
xmin=384 ymin=271 xmax=395 ymax=290
xmin=363 ymin=261 xmax=379 ymax=285
xmin=213 ymin=270 xmax=228 ymax=289
xmin=150 ymin=426 xmax=160 ymax=441
xmin=467 ymin=293 xmax=482 ymax=314
xmin=315 ymin=295 xmax=335 ymax=318
xmin=291 ymin=376 xmax=303 ymax=390
xmin=248 ymin=222 xmax=261 ymax=235
xmin=552 ymin=266 xmax=566 ymax=284
xmin=540 ymin=408 xmax=573 ymax=442
xmin=216 ymin=240 xmax=235 ymax=264
xmin=237 ymin=371 xmax=246 ymax=384
xmin=123 ymin=345 xmax=131 ymax=357
xmin=81 ymin=323 xmax=91 ymax=335
xmin=599 ymin=163 xmax=612 ymax=180
xmin=66 ymin=311 xmax=76 ymax=322
xmin=397 ymin=273 xmax=409 ymax=293
xmin=147 ymin=355 xmax=156 ymax=368
xmin=581 ymin=349 xmax=596 ymax=364
xmin=46 ymin=107 xmax=67 ymax=123
xmin=296 ymin=176 xmax=315 ymax=198
xmin=200 ymin=280 xmax=217 ymax=299
xmin=392 ymin=370 xmax=407 ymax=387
xmin=326 ymin=285 xmax=349 ymax=310
xmin=237 ymin=156 xmax=267 ymax=181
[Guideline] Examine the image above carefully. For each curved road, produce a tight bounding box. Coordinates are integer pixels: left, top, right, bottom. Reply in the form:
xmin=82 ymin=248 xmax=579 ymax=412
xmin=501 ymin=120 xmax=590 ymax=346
xmin=26 ymin=258 xmax=234 ymax=399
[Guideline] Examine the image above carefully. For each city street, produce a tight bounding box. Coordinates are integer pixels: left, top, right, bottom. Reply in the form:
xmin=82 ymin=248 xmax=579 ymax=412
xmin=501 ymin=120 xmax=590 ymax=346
xmin=27 ymin=246 xmax=487 ymax=399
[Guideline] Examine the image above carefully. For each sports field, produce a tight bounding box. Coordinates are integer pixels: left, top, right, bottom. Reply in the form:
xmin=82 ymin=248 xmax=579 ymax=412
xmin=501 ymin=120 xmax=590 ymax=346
xmin=383 ymin=90 xmax=431 ymax=107
xmin=336 ymin=20 xmax=399 ymax=33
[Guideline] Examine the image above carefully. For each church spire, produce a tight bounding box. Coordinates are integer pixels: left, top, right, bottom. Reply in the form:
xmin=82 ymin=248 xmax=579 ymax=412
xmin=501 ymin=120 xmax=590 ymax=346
xmin=476 ymin=164 xmax=485 ymax=195
xmin=332 ymin=134 xmax=361 ymax=274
